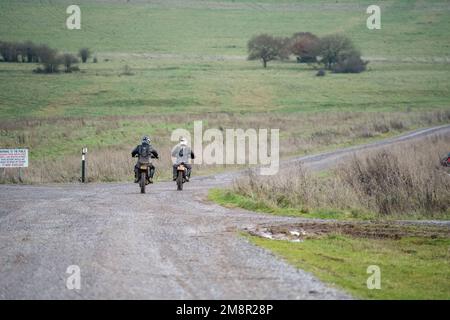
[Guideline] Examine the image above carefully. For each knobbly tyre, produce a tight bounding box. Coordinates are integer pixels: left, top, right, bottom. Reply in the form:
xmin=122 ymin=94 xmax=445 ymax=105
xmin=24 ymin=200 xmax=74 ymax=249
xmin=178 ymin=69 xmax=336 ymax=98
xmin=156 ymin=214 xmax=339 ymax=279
xmin=176 ymin=162 xmax=187 ymax=191
xmin=137 ymin=162 xmax=152 ymax=194
xmin=171 ymin=137 xmax=195 ymax=191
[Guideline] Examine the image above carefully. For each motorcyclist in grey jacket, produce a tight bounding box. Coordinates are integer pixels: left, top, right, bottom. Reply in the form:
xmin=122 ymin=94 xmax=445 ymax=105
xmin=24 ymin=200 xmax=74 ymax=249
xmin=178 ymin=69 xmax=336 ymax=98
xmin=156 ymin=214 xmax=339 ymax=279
xmin=132 ymin=136 xmax=159 ymax=183
xmin=171 ymin=137 xmax=195 ymax=181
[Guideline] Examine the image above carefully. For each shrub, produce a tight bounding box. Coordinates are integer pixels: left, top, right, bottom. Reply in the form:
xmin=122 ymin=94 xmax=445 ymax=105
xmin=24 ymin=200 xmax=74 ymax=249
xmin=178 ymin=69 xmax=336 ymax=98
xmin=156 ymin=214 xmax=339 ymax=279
xmin=390 ymin=119 xmax=405 ymax=130
xmin=333 ymin=49 xmax=368 ymax=73
xmin=373 ymin=122 xmax=390 ymax=134
xmin=78 ymin=48 xmax=91 ymax=63
xmin=120 ymin=65 xmax=134 ymax=76
xmin=61 ymin=53 xmax=79 ymax=72
xmin=316 ymin=69 xmax=326 ymax=77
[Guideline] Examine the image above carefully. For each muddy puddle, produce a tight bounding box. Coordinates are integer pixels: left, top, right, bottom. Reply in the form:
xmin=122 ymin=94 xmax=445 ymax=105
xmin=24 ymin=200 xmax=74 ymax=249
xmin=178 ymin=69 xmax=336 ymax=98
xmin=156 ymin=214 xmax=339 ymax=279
xmin=245 ymin=221 xmax=450 ymax=242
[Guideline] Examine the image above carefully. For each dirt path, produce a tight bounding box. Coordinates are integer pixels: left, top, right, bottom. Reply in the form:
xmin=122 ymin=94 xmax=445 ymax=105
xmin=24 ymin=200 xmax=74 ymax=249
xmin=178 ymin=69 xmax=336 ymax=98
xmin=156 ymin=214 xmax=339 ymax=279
xmin=0 ymin=125 xmax=449 ymax=299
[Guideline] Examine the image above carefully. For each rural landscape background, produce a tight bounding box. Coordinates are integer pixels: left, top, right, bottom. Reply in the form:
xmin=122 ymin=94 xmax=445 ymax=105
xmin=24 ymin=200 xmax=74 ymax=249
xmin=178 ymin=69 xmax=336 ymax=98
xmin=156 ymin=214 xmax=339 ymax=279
xmin=1 ymin=0 xmax=450 ymax=183
xmin=0 ymin=0 xmax=449 ymax=300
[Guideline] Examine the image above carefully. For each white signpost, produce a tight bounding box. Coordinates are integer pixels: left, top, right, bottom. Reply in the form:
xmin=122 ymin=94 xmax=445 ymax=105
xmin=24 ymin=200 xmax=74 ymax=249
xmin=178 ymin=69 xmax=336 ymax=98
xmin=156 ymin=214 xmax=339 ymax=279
xmin=0 ymin=149 xmax=29 ymax=168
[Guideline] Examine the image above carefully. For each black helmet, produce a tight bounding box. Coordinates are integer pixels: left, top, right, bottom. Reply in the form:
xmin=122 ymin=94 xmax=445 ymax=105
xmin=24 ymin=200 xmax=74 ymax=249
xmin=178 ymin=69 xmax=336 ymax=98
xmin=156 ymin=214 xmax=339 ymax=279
xmin=142 ymin=136 xmax=151 ymax=144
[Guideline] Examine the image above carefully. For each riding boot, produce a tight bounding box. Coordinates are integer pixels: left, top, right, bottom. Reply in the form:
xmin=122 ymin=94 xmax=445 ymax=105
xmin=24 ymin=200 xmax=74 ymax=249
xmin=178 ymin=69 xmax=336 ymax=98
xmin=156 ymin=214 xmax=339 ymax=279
xmin=186 ymin=167 xmax=191 ymax=182
xmin=147 ymin=168 xmax=154 ymax=184
xmin=172 ymin=166 xmax=177 ymax=181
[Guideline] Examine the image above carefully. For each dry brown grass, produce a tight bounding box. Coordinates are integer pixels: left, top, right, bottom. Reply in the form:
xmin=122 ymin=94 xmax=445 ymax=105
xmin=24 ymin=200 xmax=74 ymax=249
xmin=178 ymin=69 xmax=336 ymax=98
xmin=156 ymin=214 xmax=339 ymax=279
xmin=233 ymin=132 xmax=450 ymax=218
xmin=1 ymin=110 xmax=449 ymax=184
xmin=340 ymin=133 xmax=450 ymax=216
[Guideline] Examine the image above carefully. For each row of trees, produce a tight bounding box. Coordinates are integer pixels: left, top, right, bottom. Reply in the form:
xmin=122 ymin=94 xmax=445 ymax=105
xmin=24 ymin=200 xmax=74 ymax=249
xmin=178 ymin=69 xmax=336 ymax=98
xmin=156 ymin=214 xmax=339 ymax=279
xmin=0 ymin=40 xmax=93 ymax=73
xmin=248 ymin=32 xmax=368 ymax=73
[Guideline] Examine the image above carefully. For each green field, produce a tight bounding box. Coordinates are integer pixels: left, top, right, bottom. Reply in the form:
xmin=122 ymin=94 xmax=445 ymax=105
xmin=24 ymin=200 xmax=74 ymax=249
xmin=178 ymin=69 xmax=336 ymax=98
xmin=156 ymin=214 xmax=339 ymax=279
xmin=1 ymin=60 xmax=450 ymax=120
xmin=1 ymin=0 xmax=450 ymax=57
xmin=1 ymin=0 xmax=450 ymax=120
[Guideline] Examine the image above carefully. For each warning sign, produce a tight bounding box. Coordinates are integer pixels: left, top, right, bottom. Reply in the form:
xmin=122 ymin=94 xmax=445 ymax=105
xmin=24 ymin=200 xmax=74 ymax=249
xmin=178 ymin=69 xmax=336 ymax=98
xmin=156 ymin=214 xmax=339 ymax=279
xmin=0 ymin=149 xmax=29 ymax=168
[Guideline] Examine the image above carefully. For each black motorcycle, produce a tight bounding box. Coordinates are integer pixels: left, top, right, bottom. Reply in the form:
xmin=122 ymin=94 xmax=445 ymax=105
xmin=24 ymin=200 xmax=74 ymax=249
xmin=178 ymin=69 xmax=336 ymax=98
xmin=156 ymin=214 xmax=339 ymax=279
xmin=134 ymin=154 xmax=157 ymax=194
xmin=137 ymin=162 xmax=153 ymax=194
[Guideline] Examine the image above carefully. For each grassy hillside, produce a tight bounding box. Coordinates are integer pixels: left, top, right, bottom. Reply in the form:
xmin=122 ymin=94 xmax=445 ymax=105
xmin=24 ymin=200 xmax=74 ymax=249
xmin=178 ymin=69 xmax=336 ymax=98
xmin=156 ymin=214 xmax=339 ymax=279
xmin=1 ymin=0 xmax=450 ymax=57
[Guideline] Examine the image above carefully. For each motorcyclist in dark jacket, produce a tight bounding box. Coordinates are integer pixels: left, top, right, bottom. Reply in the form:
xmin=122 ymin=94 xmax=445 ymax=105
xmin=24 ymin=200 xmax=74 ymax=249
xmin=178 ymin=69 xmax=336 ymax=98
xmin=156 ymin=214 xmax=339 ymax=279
xmin=132 ymin=136 xmax=159 ymax=183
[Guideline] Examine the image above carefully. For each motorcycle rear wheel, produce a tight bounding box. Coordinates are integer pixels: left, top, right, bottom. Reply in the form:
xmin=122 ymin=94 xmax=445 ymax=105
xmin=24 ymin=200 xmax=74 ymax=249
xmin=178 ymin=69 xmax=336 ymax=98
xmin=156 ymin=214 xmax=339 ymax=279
xmin=176 ymin=171 xmax=183 ymax=191
xmin=140 ymin=172 xmax=146 ymax=194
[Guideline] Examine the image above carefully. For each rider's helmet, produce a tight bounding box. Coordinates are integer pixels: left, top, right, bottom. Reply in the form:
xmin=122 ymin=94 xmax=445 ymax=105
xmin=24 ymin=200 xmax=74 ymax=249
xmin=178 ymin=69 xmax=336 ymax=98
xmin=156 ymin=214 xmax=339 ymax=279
xmin=142 ymin=136 xmax=151 ymax=145
xmin=179 ymin=137 xmax=187 ymax=146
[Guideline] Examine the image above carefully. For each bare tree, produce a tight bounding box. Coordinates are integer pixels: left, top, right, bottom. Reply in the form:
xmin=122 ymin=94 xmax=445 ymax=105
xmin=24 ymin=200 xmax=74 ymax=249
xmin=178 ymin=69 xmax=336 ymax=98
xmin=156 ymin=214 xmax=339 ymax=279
xmin=248 ymin=34 xmax=285 ymax=68
xmin=0 ymin=41 xmax=9 ymax=62
xmin=78 ymin=48 xmax=91 ymax=63
xmin=0 ymin=41 xmax=19 ymax=62
xmin=0 ymin=41 xmax=38 ymax=63
xmin=37 ymin=45 xmax=61 ymax=73
xmin=318 ymin=34 xmax=355 ymax=70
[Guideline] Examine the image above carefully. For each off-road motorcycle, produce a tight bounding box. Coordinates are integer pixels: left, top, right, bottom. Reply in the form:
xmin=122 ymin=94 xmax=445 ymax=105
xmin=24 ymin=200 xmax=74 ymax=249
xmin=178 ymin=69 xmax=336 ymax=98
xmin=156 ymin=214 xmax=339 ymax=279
xmin=176 ymin=162 xmax=187 ymax=191
xmin=137 ymin=162 xmax=155 ymax=194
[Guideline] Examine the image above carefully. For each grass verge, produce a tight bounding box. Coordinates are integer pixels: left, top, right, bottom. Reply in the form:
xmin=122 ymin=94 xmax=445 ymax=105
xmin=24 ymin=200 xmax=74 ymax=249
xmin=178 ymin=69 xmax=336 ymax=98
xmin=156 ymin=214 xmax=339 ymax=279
xmin=247 ymin=233 xmax=450 ymax=299
xmin=208 ymin=188 xmax=375 ymax=220
xmin=209 ymin=188 xmax=450 ymax=221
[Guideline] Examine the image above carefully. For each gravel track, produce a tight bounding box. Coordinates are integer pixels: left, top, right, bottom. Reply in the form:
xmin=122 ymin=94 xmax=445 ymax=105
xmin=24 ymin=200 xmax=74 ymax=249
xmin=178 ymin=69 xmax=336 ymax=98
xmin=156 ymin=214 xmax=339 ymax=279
xmin=0 ymin=125 xmax=449 ymax=299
